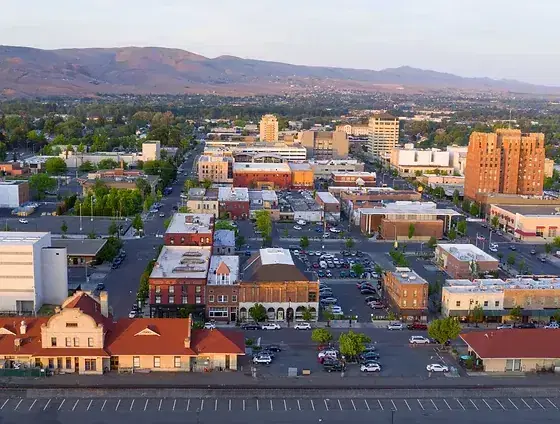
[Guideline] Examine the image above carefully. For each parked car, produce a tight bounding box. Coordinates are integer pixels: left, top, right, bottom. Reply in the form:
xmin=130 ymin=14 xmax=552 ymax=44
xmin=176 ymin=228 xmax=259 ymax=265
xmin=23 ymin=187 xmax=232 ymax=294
xmin=323 ymin=360 xmax=346 ymax=372
xmin=264 ymin=344 xmax=282 ymax=352
xmin=241 ymin=323 xmax=262 ymax=330
xmin=261 ymin=323 xmax=281 ymax=330
xmin=387 ymin=322 xmax=404 ymax=331
xmin=514 ymin=322 xmax=536 ymax=329
xmin=359 ymin=351 xmax=380 ymax=361
xmin=317 ymin=349 xmax=339 ymax=359
xmin=509 ymin=245 xmax=516 ymax=251
xmin=159 ymin=212 xmax=165 ymax=218
xmin=320 ymin=297 xmax=338 ymax=304
xmin=409 ymin=336 xmax=430 ymax=344
xmin=18 ymin=218 xmax=28 ymax=224
xmin=253 ymin=354 xmax=272 ymax=365
xmin=296 ymin=220 xmax=307 ymax=226
xmin=426 ymin=363 xmax=449 ymax=372
xmin=407 ymin=322 xmax=428 ymax=330
xmin=364 ymin=295 xmax=380 ymax=303
xmin=203 ymin=322 xmax=216 ymax=330
xmin=293 ymin=225 xmax=302 ymax=230
xmin=545 ymin=322 xmax=559 ymax=329
xmin=294 ymin=322 xmax=312 ymax=330
xmin=360 ymin=288 xmax=376 ymax=295
xmin=530 ymin=249 xmax=537 ymax=255
xmin=496 ymin=323 xmax=514 ymax=330
xmin=360 ymin=362 xmax=381 ymax=372
xmin=128 ymin=310 xmax=138 ymax=318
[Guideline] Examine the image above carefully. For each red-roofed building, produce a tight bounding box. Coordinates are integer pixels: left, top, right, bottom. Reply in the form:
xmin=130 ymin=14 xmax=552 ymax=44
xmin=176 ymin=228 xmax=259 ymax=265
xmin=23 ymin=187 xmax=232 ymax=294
xmin=0 ymin=291 xmax=245 ymax=374
xmin=460 ymin=329 xmax=560 ymax=372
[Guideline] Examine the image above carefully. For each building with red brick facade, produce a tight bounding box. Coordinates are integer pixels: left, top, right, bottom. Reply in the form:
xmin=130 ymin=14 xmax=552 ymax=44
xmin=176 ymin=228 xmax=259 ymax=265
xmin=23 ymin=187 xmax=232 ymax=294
xmin=233 ymin=163 xmax=292 ymax=189
xmin=205 ymin=255 xmax=240 ymax=322
xmin=218 ymin=187 xmax=250 ymax=220
xmin=331 ymin=171 xmax=376 ymax=187
xmin=164 ymin=213 xmax=214 ymax=246
xmin=435 ymin=244 xmax=499 ymax=278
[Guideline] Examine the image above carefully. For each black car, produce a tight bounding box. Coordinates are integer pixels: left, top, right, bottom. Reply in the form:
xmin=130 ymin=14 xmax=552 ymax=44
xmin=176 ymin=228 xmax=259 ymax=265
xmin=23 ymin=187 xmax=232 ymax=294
xmin=360 ymin=289 xmax=376 ymax=295
xmin=242 ymin=323 xmax=262 ymax=330
xmin=515 ymin=322 xmax=536 ymax=329
xmin=265 ymin=344 xmax=282 ymax=352
xmin=364 ymin=295 xmax=379 ymax=303
xmin=111 ymin=262 xmax=120 ymax=269
xmin=323 ymin=360 xmax=346 ymax=373
xmin=510 ymin=245 xmax=516 ymax=251
xmin=359 ymin=352 xmax=380 ymax=362
xmin=96 ymin=283 xmax=105 ymax=291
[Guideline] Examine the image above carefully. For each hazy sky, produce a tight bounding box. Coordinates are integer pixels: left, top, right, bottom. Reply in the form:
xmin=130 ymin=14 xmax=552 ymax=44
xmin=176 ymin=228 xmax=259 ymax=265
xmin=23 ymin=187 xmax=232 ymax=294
xmin=1 ymin=0 xmax=558 ymax=85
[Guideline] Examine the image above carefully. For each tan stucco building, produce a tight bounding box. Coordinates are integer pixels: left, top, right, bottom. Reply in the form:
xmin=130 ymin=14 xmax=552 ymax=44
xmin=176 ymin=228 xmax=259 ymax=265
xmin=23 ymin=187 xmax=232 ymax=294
xmin=298 ymin=131 xmax=349 ymax=159
xmin=197 ymin=155 xmax=231 ymax=183
xmin=259 ymin=114 xmax=279 ymax=142
xmin=490 ymin=204 xmax=560 ymax=240
xmin=368 ymin=113 xmax=400 ymax=157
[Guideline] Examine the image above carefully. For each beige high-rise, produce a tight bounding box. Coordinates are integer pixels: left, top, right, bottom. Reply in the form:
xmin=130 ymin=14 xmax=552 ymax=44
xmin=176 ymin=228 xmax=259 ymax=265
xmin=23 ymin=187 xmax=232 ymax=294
xmin=298 ymin=131 xmax=349 ymax=159
xmin=367 ymin=113 xmax=400 ymax=157
xmin=259 ymin=114 xmax=279 ymax=142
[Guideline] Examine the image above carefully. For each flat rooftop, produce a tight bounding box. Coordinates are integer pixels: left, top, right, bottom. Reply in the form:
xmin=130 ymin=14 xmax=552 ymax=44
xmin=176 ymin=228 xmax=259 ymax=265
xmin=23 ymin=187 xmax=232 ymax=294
xmin=208 ymin=255 xmax=240 ymax=285
xmin=438 ymin=244 xmax=499 ymax=262
xmin=260 ymin=248 xmax=294 ymax=266
xmin=390 ymin=267 xmax=428 ymax=285
xmin=0 ymin=232 xmax=49 ymax=245
xmin=493 ymin=204 xmax=560 ymax=216
xmin=360 ymin=202 xmax=461 ymax=216
xmin=214 ymin=230 xmax=235 ymax=247
xmin=0 ymin=180 xmax=27 ymax=186
xmin=51 ymin=238 xmax=107 ymax=256
xmin=316 ymin=191 xmax=339 ymax=204
xmin=218 ymin=187 xmax=249 ymax=202
xmin=309 ymin=159 xmax=361 ymax=165
xmin=444 ymin=277 xmax=560 ymax=293
xmin=332 ymin=171 xmax=376 ymax=178
xmin=233 ymin=163 xmax=291 ymax=172
xmin=166 ymin=213 xmax=214 ymax=235
xmin=150 ymin=246 xmax=211 ymax=280
xmin=288 ymin=162 xmax=312 ymax=171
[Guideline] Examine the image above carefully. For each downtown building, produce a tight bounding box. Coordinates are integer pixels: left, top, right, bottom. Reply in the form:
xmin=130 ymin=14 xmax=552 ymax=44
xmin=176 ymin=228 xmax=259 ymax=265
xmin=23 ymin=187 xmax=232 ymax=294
xmin=367 ymin=113 xmax=400 ymax=157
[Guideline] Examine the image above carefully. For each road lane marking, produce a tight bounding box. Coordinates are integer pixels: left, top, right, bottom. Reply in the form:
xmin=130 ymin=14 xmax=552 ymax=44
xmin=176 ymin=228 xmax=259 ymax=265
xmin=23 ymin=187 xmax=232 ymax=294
xmin=270 ymin=399 xmax=273 ymax=411
xmin=72 ymin=400 xmax=79 ymax=411
xmin=495 ymin=399 xmax=505 ymax=410
xmin=173 ymin=399 xmax=176 ymax=411
xmin=521 ymin=398 xmax=532 ymax=410
xmin=58 ymin=399 xmax=66 ymax=411
xmin=509 ymin=399 xmax=519 ymax=410
xmin=28 ymin=399 xmax=37 ymax=411
xmin=391 ymin=400 xmax=397 ymax=411
xmin=242 ymin=399 xmax=245 ymax=411
xmin=404 ymin=400 xmax=411 ymax=411
xmin=101 ymin=400 xmax=106 ymax=411
xmin=311 ymin=400 xmax=315 ymax=411
xmin=339 ymin=399 xmax=343 ymax=410
xmin=378 ymin=400 xmax=384 ymax=411
xmin=534 ymin=399 xmax=545 ymax=409
xmin=470 ymin=399 xmax=479 ymax=410
xmin=87 ymin=400 xmax=92 ymax=411
xmin=215 ymin=399 xmax=218 ymax=411
xmin=43 ymin=399 xmax=51 ymax=411
xmin=443 ymin=399 xmax=451 ymax=410
xmin=351 ymin=399 xmax=356 ymax=411
xmin=229 ymin=399 xmax=231 ymax=411
xmin=364 ymin=400 xmax=370 ymax=411
xmin=324 ymin=399 xmax=329 ymax=411
xmin=187 ymin=399 xmax=191 ymax=411
xmin=115 ymin=399 xmax=121 ymax=411
xmin=284 ymin=399 xmax=287 ymax=411
xmin=200 ymin=399 xmax=204 ymax=412
xmin=14 ymin=399 xmax=23 ymax=411
xmin=417 ymin=399 xmax=424 ymax=410
xmin=547 ymin=399 xmax=558 ymax=409
xmin=297 ymin=400 xmax=301 ymax=411
xmin=0 ymin=399 xmax=8 ymax=410
xmin=144 ymin=399 xmax=149 ymax=411
xmin=430 ymin=399 xmax=438 ymax=411
xmin=482 ymin=399 xmax=492 ymax=410
xmin=456 ymin=399 xmax=465 ymax=410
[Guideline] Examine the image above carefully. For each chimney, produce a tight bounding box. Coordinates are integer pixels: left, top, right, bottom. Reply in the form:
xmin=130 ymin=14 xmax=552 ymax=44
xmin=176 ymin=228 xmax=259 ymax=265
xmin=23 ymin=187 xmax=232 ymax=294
xmin=19 ymin=320 xmax=27 ymax=335
xmin=99 ymin=291 xmax=109 ymax=318
xmin=184 ymin=313 xmax=193 ymax=348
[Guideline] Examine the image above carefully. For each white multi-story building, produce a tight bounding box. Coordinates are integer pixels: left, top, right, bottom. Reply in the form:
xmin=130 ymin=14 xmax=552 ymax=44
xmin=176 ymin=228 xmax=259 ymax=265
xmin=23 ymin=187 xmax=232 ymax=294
xmin=204 ymin=142 xmax=307 ymax=162
xmin=0 ymin=232 xmax=68 ymax=313
xmin=446 ymin=146 xmax=468 ymax=176
xmin=389 ymin=145 xmax=453 ymax=177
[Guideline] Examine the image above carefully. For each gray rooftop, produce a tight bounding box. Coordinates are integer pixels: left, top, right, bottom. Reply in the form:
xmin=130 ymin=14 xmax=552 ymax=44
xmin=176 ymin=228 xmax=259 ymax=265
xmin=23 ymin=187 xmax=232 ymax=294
xmin=214 ymin=230 xmax=235 ymax=247
xmin=390 ymin=267 xmax=428 ymax=285
xmin=493 ymin=204 xmax=560 ymax=216
xmin=51 ymin=238 xmax=107 ymax=256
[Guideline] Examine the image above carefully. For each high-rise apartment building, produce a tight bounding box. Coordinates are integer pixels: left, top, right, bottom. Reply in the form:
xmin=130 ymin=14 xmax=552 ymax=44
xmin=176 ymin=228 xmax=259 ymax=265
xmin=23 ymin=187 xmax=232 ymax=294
xmin=367 ymin=113 xmax=400 ymax=157
xmin=259 ymin=114 xmax=279 ymax=142
xmin=298 ymin=131 xmax=349 ymax=159
xmin=464 ymin=129 xmax=545 ymax=200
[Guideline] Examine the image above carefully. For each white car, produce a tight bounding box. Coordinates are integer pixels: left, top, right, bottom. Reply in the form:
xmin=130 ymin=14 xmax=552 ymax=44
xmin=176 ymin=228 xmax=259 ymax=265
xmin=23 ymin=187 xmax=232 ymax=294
xmin=159 ymin=213 xmax=165 ymax=218
xmin=18 ymin=219 xmax=28 ymax=224
xmin=293 ymin=225 xmax=302 ymax=230
xmin=321 ymin=254 xmax=334 ymax=260
xmin=320 ymin=297 xmax=338 ymax=304
xmin=128 ymin=311 xmax=137 ymax=319
xmin=426 ymin=363 xmax=449 ymax=373
xmin=409 ymin=336 xmax=430 ymax=344
xmin=322 ymin=233 xmax=330 ymax=238
xmin=329 ymin=306 xmax=344 ymax=315
xmin=294 ymin=322 xmax=312 ymax=330
xmin=329 ymin=228 xmax=341 ymax=233
xmin=360 ymin=363 xmax=381 ymax=372
xmin=387 ymin=322 xmax=404 ymax=331
xmin=252 ymin=354 xmax=272 ymax=365
xmin=203 ymin=322 xmax=216 ymax=330
xmin=262 ymin=323 xmax=281 ymax=330
xmin=545 ymin=322 xmax=559 ymax=329
xmin=317 ymin=349 xmax=339 ymax=359
xmin=496 ymin=324 xmax=514 ymax=330
xmin=296 ymin=220 xmax=307 ymax=226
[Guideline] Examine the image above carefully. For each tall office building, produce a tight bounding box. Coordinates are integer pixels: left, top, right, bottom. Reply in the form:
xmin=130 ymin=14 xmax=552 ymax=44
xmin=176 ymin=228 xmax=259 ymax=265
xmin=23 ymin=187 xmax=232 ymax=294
xmin=259 ymin=114 xmax=279 ymax=142
xmin=367 ymin=113 xmax=400 ymax=157
xmin=298 ymin=131 xmax=349 ymax=159
xmin=464 ymin=129 xmax=545 ymax=200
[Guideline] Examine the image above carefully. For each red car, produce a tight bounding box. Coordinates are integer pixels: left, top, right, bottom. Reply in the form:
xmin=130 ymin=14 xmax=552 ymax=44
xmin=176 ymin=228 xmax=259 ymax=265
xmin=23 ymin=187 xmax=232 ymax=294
xmin=313 ymin=263 xmax=319 ymax=269
xmin=407 ymin=322 xmax=428 ymax=330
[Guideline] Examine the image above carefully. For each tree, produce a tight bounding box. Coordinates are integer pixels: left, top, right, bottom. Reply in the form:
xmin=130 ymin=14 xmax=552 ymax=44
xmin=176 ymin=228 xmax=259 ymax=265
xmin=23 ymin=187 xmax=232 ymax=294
xmin=461 ymin=199 xmax=471 ymax=213
xmin=301 ymin=307 xmax=313 ymax=322
xmin=201 ymin=179 xmax=212 ymax=189
xmin=97 ymin=158 xmax=119 ymax=170
xmin=448 ymin=228 xmax=457 ymax=241
xmin=135 ymin=178 xmax=152 ymax=198
xmin=29 ymin=173 xmax=56 ymax=199
xmin=491 ymin=215 xmax=499 ymax=229
xmin=255 ymin=210 xmax=272 ymax=239
xmin=60 ymin=220 xmax=68 ymax=236
xmin=545 ymin=243 xmax=552 ymax=256
xmin=235 ymin=235 xmax=246 ymax=249
xmin=77 ymin=142 xmax=86 ymax=153
xmin=78 ymin=161 xmax=96 ymax=172
xmin=507 ymin=253 xmax=516 ymax=268
xmin=0 ymin=142 xmax=7 ymax=161
xmin=215 ymin=220 xmax=236 ymax=232
xmin=352 ymin=263 xmax=365 ymax=277
xmin=427 ymin=317 xmax=461 ymax=345
xmin=45 ymin=157 xmax=67 ymax=175
xmin=300 ymin=236 xmax=309 ymax=249
xmin=132 ymin=214 xmax=144 ymax=232
xmin=469 ymin=202 xmax=480 ymax=217
xmin=338 ymin=331 xmax=371 ymax=361
xmin=554 ymin=237 xmax=560 ymax=249
xmin=311 ymin=328 xmax=333 ymax=345
xmin=184 ymin=178 xmax=199 ymax=192
xmin=509 ymin=305 xmax=523 ymax=322
xmin=374 ymin=264 xmax=384 ymax=276
xmin=249 ymin=303 xmax=267 ymax=323
xmin=470 ymin=305 xmax=484 ymax=326
xmin=408 ymin=223 xmax=415 ymax=240
xmin=108 ymin=221 xmax=118 ymax=237
xmin=457 ymin=220 xmax=467 ymax=235
xmin=345 ymin=238 xmax=355 ymax=249
xmin=497 ymin=252 xmax=504 ymax=262
xmin=427 ymin=236 xmax=437 ymax=249
xmin=469 ymin=260 xmax=479 ymax=277
xmin=552 ymin=309 xmax=560 ymax=323
xmin=452 ymin=189 xmax=460 ymax=206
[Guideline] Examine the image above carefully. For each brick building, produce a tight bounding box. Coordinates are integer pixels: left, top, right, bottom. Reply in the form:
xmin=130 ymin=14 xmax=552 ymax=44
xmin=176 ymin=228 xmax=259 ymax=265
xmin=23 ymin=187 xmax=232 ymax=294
xmin=232 ymin=163 xmax=292 ymax=189
xmin=464 ymin=129 xmax=545 ymax=200
xmin=435 ymin=244 xmax=499 ymax=279
xmin=164 ymin=213 xmax=214 ymax=247
xmin=218 ymin=187 xmax=250 ymax=220
xmin=383 ymin=267 xmax=428 ymax=321
xmin=206 ymin=255 xmax=240 ymax=322
xmin=331 ymin=171 xmax=376 ymax=187
xmin=149 ymin=246 xmax=211 ymax=318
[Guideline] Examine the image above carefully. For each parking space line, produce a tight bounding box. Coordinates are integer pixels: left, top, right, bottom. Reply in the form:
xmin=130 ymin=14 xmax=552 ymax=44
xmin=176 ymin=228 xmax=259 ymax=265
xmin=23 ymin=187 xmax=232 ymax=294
xmin=144 ymin=399 xmax=149 ymax=411
xmin=508 ymin=399 xmax=519 ymax=410
xmin=28 ymin=399 xmax=37 ymax=411
xmin=351 ymin=399 xmax=356 ymax=411
xmin=297 ymin=400 xmax=301 ymax=411
xmin=482 ymin=399 xmax=492 ymax=410
xmin=130 ymin=399 xmax=135 ymax=411
xmin=229 ymin=399 xmax=232 ymax=412
xmin=404 ymin=400 xmax=411 ymax=411
xmin=43 ymin=399 xmax=51 ymax=411
xmin=72 ymin=400 xmax=79 ymax=411
xmin=242 ymin=400 xmax=245 ymax=412
xmin=495 ymin=399 xmax=505 ymax=410
xmin=173 ymin=399 xmax=176 ymax=411
xmin=378 ymin=400 xmax=384 ymax=411
xmin=101 ymin=400 xmax=106 ymax=411
xmin=187 ymin=399 xmax=191 ymax=411
xmin=324 ymin=399 xmax=329 ymax=411
xmin=534 ymin=399 xmax=545 ymax=409
xmin=547 ymin=399 xmax=558 ymax=409
xmin=364 ymin=400 xmax=370 ymax=411
xmin=270 ymin=399 xmax=273 ymax=411
xmin=521 ymin=399 xmax=532 ymax=410
xmin=391 ymin=400 xmax=397 ymax=411
xmin=443 ymin=399 xmax=451 ymax=410
xmin=200 ymin=399 xmax=204 ymax=412
xmin=430 ymin=399 xmax=438 ymax=411
xmin=115 ymin=399 xmax=121 ymax=411
xmin=417 ymin=399 xmax=424 ymax=411
xmin=58 ymin=399 xmax=66 ymax=411
xmin=87 ymin=400 xmax=92 ymax=411
xmin=0 ymin=399 xmax=8 ymax=410
xmin=159 ymin=399 xmax=163 ymax=411
xmin=311 ymin=400 xmax=315 ymax=411
xmin=470 ymin=399 xmax=479 ymax=410
xmin=14 ymin=399 xmax=23 ymax=411
xmin=216 ymin=399 xmax=218 ymax=411
xmin=456 ymin=399 xmax=465 ymax=410
xmin=338 ymin=399 xmax=343 ymax=411
xmin=284 ymin=399 xmax=287 ymax=411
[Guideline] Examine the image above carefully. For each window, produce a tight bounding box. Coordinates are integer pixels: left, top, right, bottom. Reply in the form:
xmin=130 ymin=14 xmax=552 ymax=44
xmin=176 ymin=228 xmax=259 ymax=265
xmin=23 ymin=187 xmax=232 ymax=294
xmin=308 ymin=292 xmax=317 ymax=302
xmin=412 ymin=299 xmax=417 ymax=307
xmin=455 ymin=301 xmax=461 ymax=307
xmin=403 ymin=290 xmax=407 ymax=297
xmin=208 ymin=295 xmax=215 ymax=303
xmin=169 ymin=296 xmax=175 ymax=304
xmin=48 ymin=358 xmax=54 ymax=369
xmin=402 ymin=300 xmax=407 ymax=307
xmin=495 ymin=301 xmax=500 ymax=307
xmin=483 ymin=301 xmax=488 ymax=307
xmin=155 ymin=286 xmax=161 ymax=294
xmin=88 ymin=337 xmax=94 ymax=347
xmin=65 ymin=337 xmax=71 ymax=347
xmin=85 ymin=359 xmax=96 ymax=371
xmin=66 ymin=323 xmax=78 ymax=328
xmin=174 ymin=356 xmax=181 ymax=368
xmin=195 ymin=286 xmax=202 ymax=293
xmin=182 ymin=296 xmax=188 ymax=304
xmin=66 ymin=357 xmax=72 ymax=369
xmin=155 ymin=295 xmax=161 ymax=304
xmin=232 ymin=295 xmax=237 ymax=302
xmin=209 ymin=307 xmax=228 ymax=318
xmin=133 ymin=356 xmax=140 ymax=368
xmin=169 ymin=286 xmax=175 ymax=294
xmin=153 ymin=357 xmax=161 ymax=368
xmin=73 ymin=337 xmax=79 ymax=347
xmin=196 ymin=296 xmax=202 ymax=304
xmin=57 ymin=358 xmax=62 ymax=369
xmin=51 ymin=337 xmax=57 ymax=347
xmin=217 ymin=295 xmax=228 ymax=303
xmin=413 ymin=290 xmax=418 ymax=297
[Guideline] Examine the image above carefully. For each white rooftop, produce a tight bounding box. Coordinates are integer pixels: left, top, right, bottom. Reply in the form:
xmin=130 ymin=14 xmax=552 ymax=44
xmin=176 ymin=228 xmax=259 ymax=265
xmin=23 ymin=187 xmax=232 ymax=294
xmin=444 ymin=277 xmax=560 ymax=293
xmin=259 ymin=248 xmax=294 ymax=266
xmin=360 ymin=201 xmax=461 ymax=216
xmin=213 ymin=229 xmax=235 ymax=247
xmin=390 ymin=267 xmax=428 ymax=285
xmin=207 ymin=255 xmax=240 ymax=285
xmin=0 ymin=232 xmax=50 ymax=245
xmin=438 ymin=244 xmax=498 ymax=262
xmin=166 ymin=213 xmax=213 ymax=235
xmin=316 ymin=191 xmax=339 ymax=204
xmin=150 ymin=246 xmax=211 ymax=279
xmin=233 ymin=162 xmax=291 ymax=172
xmin=218 ymin=186 xmax=249 ymax=202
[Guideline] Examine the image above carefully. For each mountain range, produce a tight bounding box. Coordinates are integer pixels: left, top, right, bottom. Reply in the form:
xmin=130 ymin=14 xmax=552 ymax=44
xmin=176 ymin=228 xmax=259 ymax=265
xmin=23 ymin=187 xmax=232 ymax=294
xmin=0 ymin=45 xmax=558 ymax=98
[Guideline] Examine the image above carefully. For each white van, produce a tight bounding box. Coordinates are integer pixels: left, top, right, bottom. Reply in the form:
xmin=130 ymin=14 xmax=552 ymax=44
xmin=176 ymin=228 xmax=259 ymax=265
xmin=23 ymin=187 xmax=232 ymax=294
xmin=319 ymin=260 xmax=328 ymax=269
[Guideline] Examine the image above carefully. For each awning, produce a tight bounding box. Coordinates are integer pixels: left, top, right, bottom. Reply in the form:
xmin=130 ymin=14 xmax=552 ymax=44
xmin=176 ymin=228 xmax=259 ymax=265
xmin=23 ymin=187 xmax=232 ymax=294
xmin=515 ymin=228 xmax=536 ymax=236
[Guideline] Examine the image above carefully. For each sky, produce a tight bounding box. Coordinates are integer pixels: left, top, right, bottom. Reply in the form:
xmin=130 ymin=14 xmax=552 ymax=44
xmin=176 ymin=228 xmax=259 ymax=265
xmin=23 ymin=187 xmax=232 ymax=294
xmin=1 ymin=0 xmax=558 ymax=86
